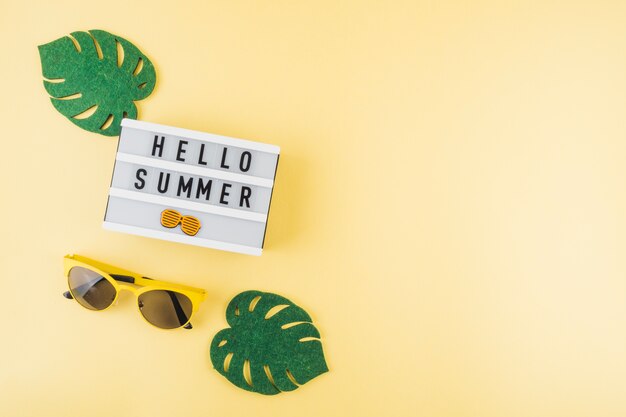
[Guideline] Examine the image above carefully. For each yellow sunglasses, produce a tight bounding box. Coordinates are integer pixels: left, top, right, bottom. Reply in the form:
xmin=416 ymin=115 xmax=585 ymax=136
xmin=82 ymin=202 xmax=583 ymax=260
xmin=161 ymin=209 xmax=201 ymax=236
xmin=63 ymin=255 xmax=206 ymax=330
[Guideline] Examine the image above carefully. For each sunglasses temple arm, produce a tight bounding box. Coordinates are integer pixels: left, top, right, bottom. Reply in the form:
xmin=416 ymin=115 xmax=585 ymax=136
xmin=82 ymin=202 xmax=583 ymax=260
xmin=109 ymin=274 xmax=135 ymax=283
xmin=166 ymin=291 xmax=193 ymax=329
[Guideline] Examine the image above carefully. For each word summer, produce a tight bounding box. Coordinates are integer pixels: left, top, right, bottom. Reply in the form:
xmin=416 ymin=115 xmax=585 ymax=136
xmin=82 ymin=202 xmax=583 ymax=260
xmin=134 ymin=169 xmax=253 ymax=209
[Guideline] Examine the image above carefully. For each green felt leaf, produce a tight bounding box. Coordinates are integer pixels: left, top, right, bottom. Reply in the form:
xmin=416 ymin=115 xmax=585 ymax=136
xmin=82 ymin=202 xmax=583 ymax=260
xmin=38 ymin=29 xmax=156 ymax=136
xmin=210 ymin=290 xmax=328 ymax=395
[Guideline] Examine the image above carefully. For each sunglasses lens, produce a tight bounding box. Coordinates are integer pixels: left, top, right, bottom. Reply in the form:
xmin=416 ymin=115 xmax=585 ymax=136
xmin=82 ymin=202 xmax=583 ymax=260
xmin=161 ymin=209 xmax=182 ymax=228
xmin=138 ymin=290 xmax=193 ymax=329
xmin=68 ymin=267 xmax=116 ymax=311
xmin=180 ymin=216 xmax=201 ymax=236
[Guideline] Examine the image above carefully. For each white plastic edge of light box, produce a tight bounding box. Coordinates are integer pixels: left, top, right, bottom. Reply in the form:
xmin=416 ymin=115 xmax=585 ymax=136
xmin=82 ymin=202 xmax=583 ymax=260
xmin=103 ymin=221 xmax=263 ymax=256
xmin=108 ymin=188 xmax=268 ymax=222
xmin=115 ymin=153 xmax=275 ymax=188
xmin=121 ymin=119 xmax=281 ymax=154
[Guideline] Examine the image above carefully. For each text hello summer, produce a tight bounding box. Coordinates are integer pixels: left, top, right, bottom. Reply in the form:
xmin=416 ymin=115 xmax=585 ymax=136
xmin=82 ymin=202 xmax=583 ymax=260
xmin=132 ymin=135 xmax=257 ymax=209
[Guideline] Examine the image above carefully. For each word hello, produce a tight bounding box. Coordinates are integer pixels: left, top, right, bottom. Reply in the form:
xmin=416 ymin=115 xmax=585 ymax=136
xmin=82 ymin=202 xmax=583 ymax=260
xmin=152 ymin=135 xmax=253 ymax=172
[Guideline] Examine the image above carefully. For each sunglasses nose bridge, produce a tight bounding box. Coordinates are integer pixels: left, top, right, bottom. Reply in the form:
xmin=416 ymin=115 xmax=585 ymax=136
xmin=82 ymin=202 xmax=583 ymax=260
xmin=112 ymin=285 xmax=139 ymax=304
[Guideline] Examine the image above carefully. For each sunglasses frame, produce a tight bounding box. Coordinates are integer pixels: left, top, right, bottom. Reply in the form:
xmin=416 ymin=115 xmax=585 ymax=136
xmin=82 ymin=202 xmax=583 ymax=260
xmin=63 ymin=254 xmax=206 ymax=330
xmin=161 ymin=209 xmax=202 ymax=236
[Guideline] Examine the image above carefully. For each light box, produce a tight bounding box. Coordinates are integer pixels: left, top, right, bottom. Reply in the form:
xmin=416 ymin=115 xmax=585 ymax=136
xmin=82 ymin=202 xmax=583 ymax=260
xmin=103 ymin=119 xmax=280 ymax=256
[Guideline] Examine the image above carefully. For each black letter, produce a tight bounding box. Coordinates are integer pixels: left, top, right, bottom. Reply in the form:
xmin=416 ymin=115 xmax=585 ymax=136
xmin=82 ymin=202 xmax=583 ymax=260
xmin=176 ymin=140 xmax=188 ymax=162
xmin=152 ymin=135 xmax=165 ymax=157
xmin=239 ymin=186 xmax=252 ymax=208
xmin=196 ymin=178 xmax=212 ymax=200
xmin=239 ymin=151 xmax=252 ymax=172
xmin=177 ymin=176 xmax=194 ymax=198
xmin=157 ymin=172 xmax=170 ymax=193
xmin=134 ymin=169 xmax=147 ymax=190
xmin=220 ymin=147 xmax=230 ymax=169
xmin=220 ymin=183 xmax=232 ymax=205
xmin=198 ymin=144 xmax=208 ymax=165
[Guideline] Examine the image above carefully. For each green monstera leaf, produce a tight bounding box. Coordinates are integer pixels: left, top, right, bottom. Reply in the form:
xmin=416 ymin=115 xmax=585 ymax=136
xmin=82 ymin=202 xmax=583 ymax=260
xmin=38 ymin=29 xmax=156 ymax=136
xmin=210 ymin=290 xmax=328 ymax=395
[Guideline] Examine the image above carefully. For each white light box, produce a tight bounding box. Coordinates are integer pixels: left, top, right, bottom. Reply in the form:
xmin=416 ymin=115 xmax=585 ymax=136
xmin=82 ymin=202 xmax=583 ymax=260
xmin=103 ymin=119 xmax=280 ymax=256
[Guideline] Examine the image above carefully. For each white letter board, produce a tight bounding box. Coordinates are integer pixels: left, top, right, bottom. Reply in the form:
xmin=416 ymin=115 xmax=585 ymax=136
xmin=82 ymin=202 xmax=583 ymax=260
xmin=103 ymin=119 xmax=280 ymax=256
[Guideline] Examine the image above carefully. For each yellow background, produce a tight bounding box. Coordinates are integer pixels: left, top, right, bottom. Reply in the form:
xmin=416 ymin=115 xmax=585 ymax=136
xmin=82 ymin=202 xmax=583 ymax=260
xmin=1 ymin=1 xmax=626 ymax=416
